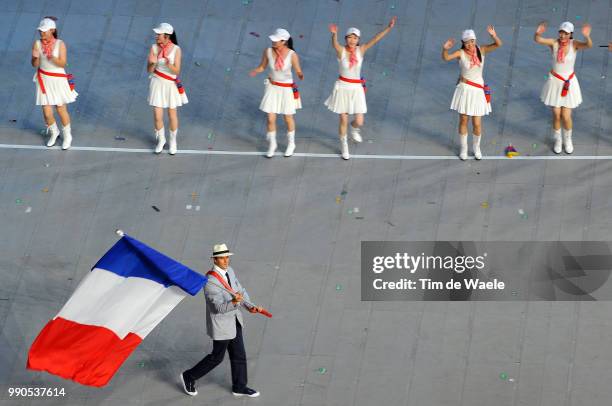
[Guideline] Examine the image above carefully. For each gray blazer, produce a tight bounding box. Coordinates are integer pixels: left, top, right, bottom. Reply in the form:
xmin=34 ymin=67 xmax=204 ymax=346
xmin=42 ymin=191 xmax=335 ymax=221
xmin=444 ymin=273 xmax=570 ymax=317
xmin=205 ymin=266 xmax=252 ymax=340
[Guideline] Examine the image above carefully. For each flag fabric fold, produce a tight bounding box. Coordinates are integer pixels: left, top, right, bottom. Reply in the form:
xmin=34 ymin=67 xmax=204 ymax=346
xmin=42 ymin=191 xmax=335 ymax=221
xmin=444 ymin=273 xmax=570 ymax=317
xmin=27 ymin=234 xmax=207 ymax=387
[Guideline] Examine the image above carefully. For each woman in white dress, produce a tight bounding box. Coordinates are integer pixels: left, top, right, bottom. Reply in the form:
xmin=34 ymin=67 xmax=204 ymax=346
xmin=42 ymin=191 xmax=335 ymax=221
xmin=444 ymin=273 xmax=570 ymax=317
xmin=249 ymin=28 xmax=304 ymax=158
xmin=147 ymin=22 xmax=188 ymax=155
xmin=325 ymin=17 xmax=396 ymax=160
xmin=31 ymin=17 xmax=78 ymax=150
xmin=442 ymin=26 xmax=502 ymax=160
xmin=534 ymin=21 xmax=592 ymax=154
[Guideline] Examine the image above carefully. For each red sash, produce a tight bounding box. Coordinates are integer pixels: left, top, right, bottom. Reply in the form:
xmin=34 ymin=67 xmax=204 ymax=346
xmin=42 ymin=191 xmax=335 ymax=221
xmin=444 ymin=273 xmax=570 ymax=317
xmin=339 ymin=75 xmax=367 ymax=93
xmin=463 ymin=78 xmax=491 ymax=103
xmin=154 ymin=69 xmax=185 ymax=94
xmin=550 ymin=70 xmax=575 ymax=97
xmin=269 ymin=79 xmax=300 ymax=99
xmin=206 ymin=270 xmax=272 ymax=318
xmin=37 ymin=69 xmax=75 ymax=94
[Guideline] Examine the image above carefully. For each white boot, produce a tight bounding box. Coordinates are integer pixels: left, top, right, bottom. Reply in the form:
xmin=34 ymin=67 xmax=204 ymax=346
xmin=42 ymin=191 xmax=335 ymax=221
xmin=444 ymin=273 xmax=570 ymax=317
xmin=154 ymin=127 xmax=166 ymax=154
xmin=266 ymin=131 xmax=277 ymax=158
xmin=284 ymin=131 xmax=296 ymax=157
xmin=46 ymin=122 xmax=60 ymax=147
xmin=473 ymin=134 xmax=482 ymax=160
xmin=562 ymin=129 xmax=573 ymax=154
xmin=340 ymin=135 xmax=350 ymax=160
xmin=553 ymin=128 xmax=562 ymax=154
xmin=168 ymin=129 xmax=178 ymax=155
xmin=350 ymin=125 xmax=362 ymax=143
xmin=61 ymin=124 xmax=72 ymax=150
xmin=459 ymin=134 xmax=468 ymax=161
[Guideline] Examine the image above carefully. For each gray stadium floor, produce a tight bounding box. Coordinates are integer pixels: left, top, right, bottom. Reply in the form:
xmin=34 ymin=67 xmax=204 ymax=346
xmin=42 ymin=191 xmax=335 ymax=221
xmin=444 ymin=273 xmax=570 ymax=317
xmin=1 ymin=0 xmax=612 ymax=405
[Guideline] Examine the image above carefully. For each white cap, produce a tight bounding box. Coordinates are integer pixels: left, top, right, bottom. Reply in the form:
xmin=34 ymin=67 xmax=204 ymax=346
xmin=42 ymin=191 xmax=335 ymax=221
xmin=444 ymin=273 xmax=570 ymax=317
xmin=269 ymin=28 xmax=291 ymax=42
xmin=37 ymin=18 xmax=56 ymax=32
xmin=153 ymin=22 xmax=174 ymax=35
xmin=345 ymin=27 xmax=361 ymax=37
xmin=461 ymin=29 xmax=476 ymax=41
xmin=559 ymin=21 xmax=574 ymax=33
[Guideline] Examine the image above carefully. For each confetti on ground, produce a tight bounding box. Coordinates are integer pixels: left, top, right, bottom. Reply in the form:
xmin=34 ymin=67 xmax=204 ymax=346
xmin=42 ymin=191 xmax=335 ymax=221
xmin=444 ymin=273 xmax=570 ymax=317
xmin=152 ymin=205 xmax=160 ymax=212
xmin=318 ymin=367 xmax=327 ymax=374
xmin=249 ymin=32 xmax=260 ymax=38
xmin=499 ymin=372 xmax=508 ymax=380
xmin=194 ymin=61 xmax=201 ymax=66
xmin=576 ymin=15 xmax=581 ymax=19
xmin=44 ymin=163 xmax=50 ymax=167
xmin=25 ymin=206 xmax=32 ymax=213
xmin=480 ymin=202 xmax=489 ymax=209
xmin=15 ymin=198 xmax=23 ymax=205
xmin=137 ymin=362 xmax=145 ymax=368
xmin=114 ymin=136 xmax=126 ymax=141
xmin=207 ymin=133 xmax=214 ymax=140
xmin=186 ymin=204 xmax=192 ymax=210
xmin=335 ymin=196 xmax=342 ymax=203
xmin=508 ymin=378 xmax=515 ymax=382
xmin=353 ymin=207 xmax=360 ymax=213
xmin=335 ymin=284 xmax=342 ymax=291
xmin=505 ymin=144 xmax=519 ymax=158
xmin=42 ymin=188 xmax=49 ymax=193
xmin=225 ymin=67 xmax=231 ymax=72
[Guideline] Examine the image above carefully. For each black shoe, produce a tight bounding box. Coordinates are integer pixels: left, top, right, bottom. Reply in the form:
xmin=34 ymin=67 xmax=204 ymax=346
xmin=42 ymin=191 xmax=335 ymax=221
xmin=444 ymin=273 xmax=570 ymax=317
xmin=180 ymin=372 xmax=197 ymax=396
xmin=232 ymin=386 xmax=260 ymax=398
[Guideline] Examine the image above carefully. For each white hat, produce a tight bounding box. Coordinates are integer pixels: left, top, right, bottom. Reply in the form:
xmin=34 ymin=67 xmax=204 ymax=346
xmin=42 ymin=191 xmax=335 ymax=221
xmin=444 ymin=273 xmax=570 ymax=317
xmin=211 ymin=243 xmax=234 ymax=258
xmin=462 ymin=29 xmax=476 ymax=41
xmin=269 ymin=28 xmax=291 ymax=42
xmin=37 ymin=18 xmax=56 ymax=32
xmin=153 ymin=22 xmax=174 ymax=35
xmin=345 ymin=27 xmax=361 ymax=37
xmin=559 ymin=21 xmax=574 ymax=33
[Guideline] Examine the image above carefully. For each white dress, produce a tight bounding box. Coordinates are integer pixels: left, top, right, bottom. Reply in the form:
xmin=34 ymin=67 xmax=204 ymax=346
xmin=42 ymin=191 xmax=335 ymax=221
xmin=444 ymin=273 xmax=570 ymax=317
xmin=540 ymin=40 xmax=582 ymax=108
xmin=324 ymin=47 xmax=367 ymax=114
xmin=450 ymin=49 xmax=491 ymax=116
xmin=148 ymin=44 xmax=188 ymax=108
xmin=259 ymin=48 xmax=302 ymax=115
xmin=33 ymin=39 xmax=78 ymax=106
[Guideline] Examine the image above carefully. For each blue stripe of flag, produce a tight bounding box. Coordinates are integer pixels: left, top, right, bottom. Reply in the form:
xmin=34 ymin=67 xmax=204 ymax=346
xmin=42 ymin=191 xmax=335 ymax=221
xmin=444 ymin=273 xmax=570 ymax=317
xmin=92 ymin=235 xmax=207 ymax=296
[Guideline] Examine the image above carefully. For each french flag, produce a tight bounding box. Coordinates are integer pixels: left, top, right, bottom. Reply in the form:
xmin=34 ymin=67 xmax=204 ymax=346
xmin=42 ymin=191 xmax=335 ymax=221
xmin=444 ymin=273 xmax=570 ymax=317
xmin=27 ymin=233 xmax=207 ymax=387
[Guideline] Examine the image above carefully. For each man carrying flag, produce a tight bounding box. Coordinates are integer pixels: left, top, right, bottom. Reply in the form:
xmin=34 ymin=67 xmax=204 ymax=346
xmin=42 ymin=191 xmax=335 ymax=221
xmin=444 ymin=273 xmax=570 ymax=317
xmin=180 ymin=243 xmax=262 ymax=398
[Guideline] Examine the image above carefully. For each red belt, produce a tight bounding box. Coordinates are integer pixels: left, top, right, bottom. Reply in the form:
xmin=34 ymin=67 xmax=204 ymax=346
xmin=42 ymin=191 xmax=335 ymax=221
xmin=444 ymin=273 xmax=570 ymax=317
xmin=37 ymin=69 xmax=75 ymax=94
xmin=154 ymin=69 xmax=185 ymax=94
xmin=206 ymin=270 xmax=272 ymax=318
xmin=550 ymin=70 xmax=575 ymax=97
xmin=339 ymin=75 xmax=367 ymax=93
xmin=269 ymin=79 xmax=300 ymax=99
xmin=462 ymin=78 xmax=491 ymax=103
